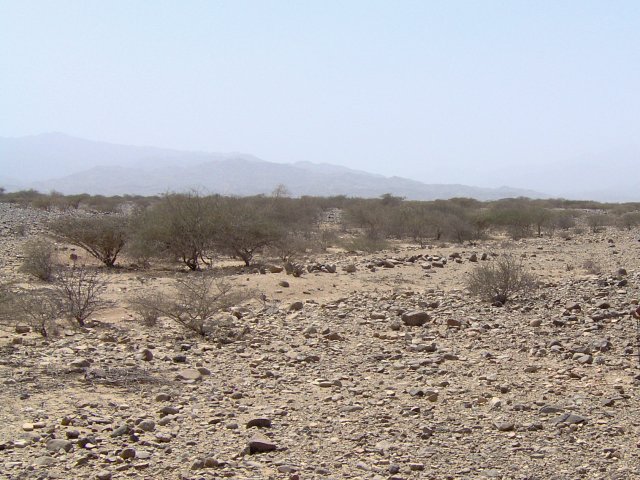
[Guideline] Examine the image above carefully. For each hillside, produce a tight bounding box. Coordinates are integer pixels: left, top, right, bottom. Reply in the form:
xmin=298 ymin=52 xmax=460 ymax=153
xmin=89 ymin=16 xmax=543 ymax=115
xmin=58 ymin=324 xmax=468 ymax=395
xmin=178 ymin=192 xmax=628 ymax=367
xmin=1 ymin=133 xmax=546 ymax=200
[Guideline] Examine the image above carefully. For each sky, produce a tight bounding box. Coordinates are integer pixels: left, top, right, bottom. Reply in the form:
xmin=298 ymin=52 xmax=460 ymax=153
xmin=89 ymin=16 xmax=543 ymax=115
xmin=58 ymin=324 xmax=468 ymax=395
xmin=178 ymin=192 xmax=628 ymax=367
xmin=1 ymin=0 xmax=640 ymax=189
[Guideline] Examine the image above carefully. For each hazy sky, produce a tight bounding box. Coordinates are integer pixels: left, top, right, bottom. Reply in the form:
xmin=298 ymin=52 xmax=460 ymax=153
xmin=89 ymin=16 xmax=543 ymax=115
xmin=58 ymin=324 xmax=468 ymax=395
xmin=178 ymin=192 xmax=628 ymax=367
xmin=2 ymin=1 xmax=639 ymax=188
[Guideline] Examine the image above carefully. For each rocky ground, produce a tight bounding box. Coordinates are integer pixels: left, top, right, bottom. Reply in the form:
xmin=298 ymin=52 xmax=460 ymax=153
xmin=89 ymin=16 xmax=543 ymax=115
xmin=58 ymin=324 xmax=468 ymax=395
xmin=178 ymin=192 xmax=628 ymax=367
xmin=2 ymin=203 xmax=640 ymax=479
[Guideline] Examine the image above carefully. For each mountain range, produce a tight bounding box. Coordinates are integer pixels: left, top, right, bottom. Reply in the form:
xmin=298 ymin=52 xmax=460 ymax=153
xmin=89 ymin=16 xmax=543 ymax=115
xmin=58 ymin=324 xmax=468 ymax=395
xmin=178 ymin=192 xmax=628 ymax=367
xmin=2 ymin=133 xmax=548 ymax=200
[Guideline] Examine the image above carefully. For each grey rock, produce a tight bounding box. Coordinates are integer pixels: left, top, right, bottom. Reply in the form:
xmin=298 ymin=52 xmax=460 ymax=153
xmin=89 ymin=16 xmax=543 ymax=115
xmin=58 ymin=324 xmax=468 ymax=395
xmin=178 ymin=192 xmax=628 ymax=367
xmin=33 ymin=456 xmax=56 ymax=466
xmin=493 ymin=420 xmax=515 ymax=431
xmin=140 ymin=349 xmax=153 ymax=361
xmin=248 ymin=433 xmax=277 ymax=454
xmin=401 ymin=310 xmax=430 ymax=327
xmin=138 ymin=419 xmax=156 ymax=432
xmin=552 ymin=412 xmax=587 ymax=425
xmin=539 ymin=404 xmax=564 ymax=414
xmin=119 ymin=447 xmax=136 ymax=459
xmin=246 ymin=418 xmax=272 ymax=429
xmin=176 ymin=369 xmax=202 ymax=382
xmin=289 ymin=301 xmax=304 ymax=311
xmin=15 ymin=325 xmax=30 ymax=334
xmin=46 ymin=439 xmax=73 ymax=452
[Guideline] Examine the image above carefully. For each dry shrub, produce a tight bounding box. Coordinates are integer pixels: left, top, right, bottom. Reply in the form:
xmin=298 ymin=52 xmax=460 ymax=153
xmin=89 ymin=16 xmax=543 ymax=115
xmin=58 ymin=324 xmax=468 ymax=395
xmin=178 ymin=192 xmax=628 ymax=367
xmin=466 ymin=254 xmax=537 ymax=305
xmin=55 ymin=267 xmax=108 ymax=326
xmin=0 ymin=281 xmax=14 ymax=325
xmin=342 ymin=235 xmax=389 ymax=253
xmin=13 ymin=288 xmax=61 ymax=337
xmin=582 ymin=259 xmax=602 ymax=275
xmin=128 ymin=291 xmax=164 ymax=326
xmin=20 ymin=238 xmax=56 ymax=281
xmin=313 ymin=229 xmax=338 ymax=252
xmin=129 ymin=273 xmax=253 ymax=339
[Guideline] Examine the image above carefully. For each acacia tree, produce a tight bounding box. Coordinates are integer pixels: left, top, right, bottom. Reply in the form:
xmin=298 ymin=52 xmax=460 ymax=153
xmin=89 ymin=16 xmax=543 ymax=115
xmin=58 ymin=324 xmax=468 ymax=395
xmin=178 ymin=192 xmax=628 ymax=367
xmin=133 ymin=192 xmax=219 ymax=270
xmin=215 ymin=198 xmax=283 ymax=266
xmin=50 ymin=215 xmax=128 ymax=267
xmin=387 ymin=203 xmax=434 ymax=246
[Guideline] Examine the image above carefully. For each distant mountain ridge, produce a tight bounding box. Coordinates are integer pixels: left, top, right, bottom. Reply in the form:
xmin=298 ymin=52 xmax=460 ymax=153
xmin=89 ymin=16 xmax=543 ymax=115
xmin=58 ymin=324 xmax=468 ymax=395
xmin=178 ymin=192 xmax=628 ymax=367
xmin=0 ymin=133 xmax=547 ymax=200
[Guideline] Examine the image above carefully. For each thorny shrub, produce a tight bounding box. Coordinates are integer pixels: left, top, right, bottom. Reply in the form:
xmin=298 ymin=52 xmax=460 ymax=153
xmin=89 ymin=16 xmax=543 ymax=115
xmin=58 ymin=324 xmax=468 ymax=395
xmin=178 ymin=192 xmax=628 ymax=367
xmin=466 ymin=254 xmax=537 ymax=305
xmin=129 ymin=273 xmax=253 ymax=340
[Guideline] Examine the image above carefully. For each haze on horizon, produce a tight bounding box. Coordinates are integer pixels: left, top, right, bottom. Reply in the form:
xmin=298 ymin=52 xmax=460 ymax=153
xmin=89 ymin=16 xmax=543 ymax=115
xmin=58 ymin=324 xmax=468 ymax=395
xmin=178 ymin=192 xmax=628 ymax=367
xmin=1 ymin=1 xmax=640 ymax=197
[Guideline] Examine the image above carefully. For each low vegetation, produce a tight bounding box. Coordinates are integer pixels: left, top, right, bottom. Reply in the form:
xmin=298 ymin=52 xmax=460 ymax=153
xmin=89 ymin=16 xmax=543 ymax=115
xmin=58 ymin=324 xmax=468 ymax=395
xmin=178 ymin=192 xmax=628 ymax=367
xmin=466 ymin=254 xmax=537 ymax=305
xmin=54 ymin=267 xmax=108 ymax=326
xmin=19 ymin=238 xmax=56 ymax=281
xmin=129 ymin=273 xmax=253 ymax=338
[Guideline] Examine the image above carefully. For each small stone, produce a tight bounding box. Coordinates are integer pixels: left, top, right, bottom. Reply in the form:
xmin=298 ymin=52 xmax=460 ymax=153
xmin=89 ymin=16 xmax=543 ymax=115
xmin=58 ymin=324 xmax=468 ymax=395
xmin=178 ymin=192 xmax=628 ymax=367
xmin=70 ymin=358 xmax=91 ymax=369
xmin=138 ymin=420 xmax=156 ymax=432
xmin=46 ymin=439 xmax=73 ymax=452
xmin=277 ymin=464 xmax=296 ymax=473
xmin=159 ymin=406 xmax=180 ymax=415
xmin=401 ymin=310 xmax=430 ymax=327
xmin=493 ymin=420 xmax=515 ymax=431
xmin=15 ymin=325 xmax=30 ymax=334
xmin=446 ymin=318 xmax=463 ymax=328
xmin=140 ymin=349 xmax=153 ymax=361
xmin=246 ymin=418 xmax=272 ymax=429
xmin=552 ymin=412 xmax=587 ymax=425
xmin=119 ymin=447 xmax=136 ymax=460
xmin=279 ymin=281 xmax=290 ymax=288
xmin=96 ymin=470 xmax=112 ymax=480
xmin=33 ymin=456 xmax=56 ymax=467
xmin=176 ymin=369 xmax=202 ymax=382
xmin=289 ymin=301 xmax=304 ymax=311
xmin=248 ymin=433 xmax=277 ymax=454
xmin=110 ymin=424 xmax=130 ymax=437
xmin=204 ymin=457 xmax=223 ymax=468
xmin=539 ymin=404 xmax=564 ymax=414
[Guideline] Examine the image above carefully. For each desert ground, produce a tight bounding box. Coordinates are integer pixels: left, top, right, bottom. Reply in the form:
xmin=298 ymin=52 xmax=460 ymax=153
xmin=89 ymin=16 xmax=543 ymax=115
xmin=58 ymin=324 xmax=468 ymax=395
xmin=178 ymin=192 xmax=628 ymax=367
xmin=2 ymin=202 xmax=640 ymax=480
